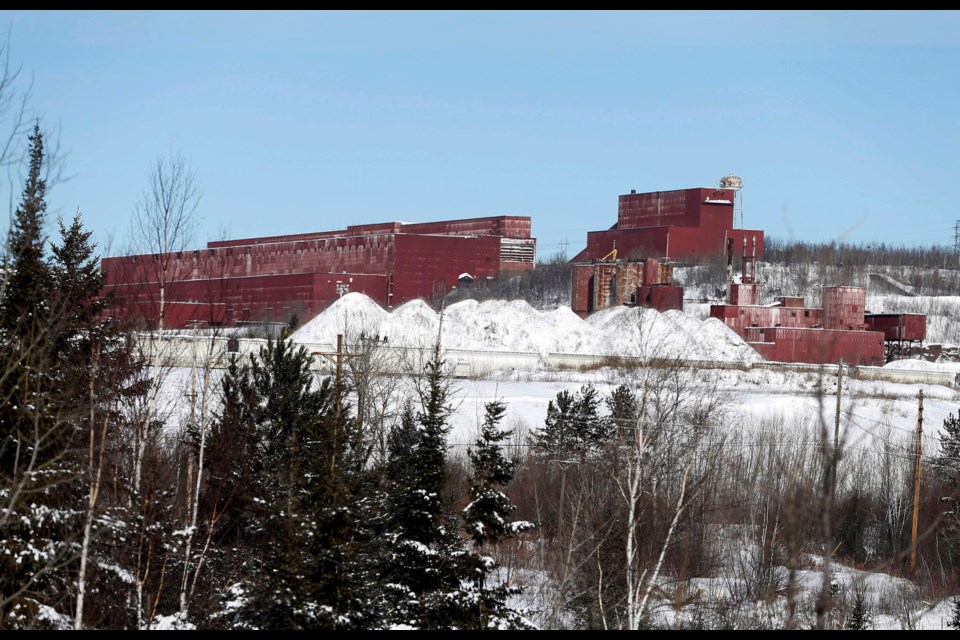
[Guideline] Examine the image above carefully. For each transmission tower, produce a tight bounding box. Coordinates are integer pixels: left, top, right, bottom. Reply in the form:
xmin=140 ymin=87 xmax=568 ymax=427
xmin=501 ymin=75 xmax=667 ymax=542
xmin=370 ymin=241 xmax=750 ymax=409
xmin=955 ymin=220 xmax=960 ymax=253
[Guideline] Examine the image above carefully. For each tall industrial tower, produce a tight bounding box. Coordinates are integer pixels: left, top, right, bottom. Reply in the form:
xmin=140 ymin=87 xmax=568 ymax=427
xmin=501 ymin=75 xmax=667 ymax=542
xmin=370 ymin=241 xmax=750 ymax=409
xmin=720 ymin=174 xmax=744 ymax=228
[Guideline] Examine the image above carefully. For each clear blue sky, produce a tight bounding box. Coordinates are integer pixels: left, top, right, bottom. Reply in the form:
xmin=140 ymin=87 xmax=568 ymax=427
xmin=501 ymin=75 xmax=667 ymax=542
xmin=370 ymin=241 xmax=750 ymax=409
xmin=2 ymin=10 xmax=960 ymax=259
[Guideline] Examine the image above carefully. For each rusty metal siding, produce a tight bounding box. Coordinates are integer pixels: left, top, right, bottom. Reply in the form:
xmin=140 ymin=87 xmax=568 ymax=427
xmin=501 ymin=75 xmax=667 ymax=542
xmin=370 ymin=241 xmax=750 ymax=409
xmin=747 ymin=327 xmax=884 ymax=366
xmin=577 ymin=228 xmax=670 ymax=263
xmin=636 ymin=285 xmax=683 ymax=311
xmin=642 ymin=258 xmax=660 ymax=287
xmin=711 ymin=304 xmax=823 ymax=337
xmin=103 ymin=215 xmax=534 ymax=327
xmin=571 ymin=264 xmax=594 ymax=317
xmin=404 ymin=216 xmax=532 ymax=239
xmin=590 ymin=262 xmax=645 ymax=310
xmin=776 ymin=296 xmax=805 ymax=308
xmin=207 ymin=216 xmax=532 ymax=249
xmin=575 ymin=187 xmax=762 ymax=265
xmin=822 ymin=286 xmax=866 ymax=330
xmin=391 ymin=234 xmax=502 ymax=304
xmin=864 ymin=313 xmax=927 ymax=341
xmin=617 ymin=188 xmax=735 ymax=230
xmin=729 ymin=284 xmax=761 ymax=306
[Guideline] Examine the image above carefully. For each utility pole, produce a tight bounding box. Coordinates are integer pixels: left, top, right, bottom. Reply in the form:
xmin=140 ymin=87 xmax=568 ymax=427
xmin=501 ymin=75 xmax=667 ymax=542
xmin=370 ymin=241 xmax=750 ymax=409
xmin=832 ymin=359 xmax=843 ymax=506
xmin=955 ymin=221 xmax=960 ymax=268
xmin=910 ymin=388 xmax=924 ymax=574
xmin=312 ymin=334 xmax=357 ymax=480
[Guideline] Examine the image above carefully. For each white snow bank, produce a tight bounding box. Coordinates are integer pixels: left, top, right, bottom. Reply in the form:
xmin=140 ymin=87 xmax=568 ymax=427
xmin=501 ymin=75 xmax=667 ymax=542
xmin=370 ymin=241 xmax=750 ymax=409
xmin=883 ymin=358 xmax=960 ymax=373
xmin=290 ymin=294 xmax=762 ymax=363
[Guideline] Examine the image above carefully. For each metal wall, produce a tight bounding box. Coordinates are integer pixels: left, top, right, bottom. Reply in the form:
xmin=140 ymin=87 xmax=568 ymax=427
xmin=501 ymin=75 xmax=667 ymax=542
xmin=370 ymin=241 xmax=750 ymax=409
xmin=864 ymin=313 xmax=927 ymax=341
xmin=617 ymin=188 xmax=736 ymax=229
xmin=391 ymin=234 xmax=503 ymax=304
xmin=571 ymin=227 xmax=670 ymax=263
xmin=776 ymin=296 xmax=806 ymax=308
xmin=570 ymin=259 xmax=678 ymax=316
xmin=728 ymin=283 xmax=761 ymax=305
xmin=571 ymin=187 xmax=763 ymax=265
xmin=571 ymin=264 xmax=593 ymax=317
xmin=745 ymin=327 xmax=884 ymax=366
xmin=822 ymin=286 xmax=866 ymax=330
xmin=207 ymin=215 xmax=532 ymax=249
xmin=102 ymin=216 xmax=535 ymax=328
xmin=636 ymin=285 xmax=683 ymax=311
xmin=710 ymin=304 xmax=823 ymax=335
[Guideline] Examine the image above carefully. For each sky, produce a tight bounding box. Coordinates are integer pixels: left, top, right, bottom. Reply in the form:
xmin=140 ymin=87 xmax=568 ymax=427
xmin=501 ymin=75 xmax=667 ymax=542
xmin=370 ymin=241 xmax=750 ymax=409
xmin=1 ymin=10 xmax=960 ymax=259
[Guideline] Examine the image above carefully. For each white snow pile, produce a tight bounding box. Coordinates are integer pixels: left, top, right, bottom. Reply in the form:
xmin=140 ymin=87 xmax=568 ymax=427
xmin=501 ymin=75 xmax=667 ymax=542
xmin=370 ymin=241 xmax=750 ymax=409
xmin=290 ymin=293 xmax=762 ymax=363
xmin=584 ymin=305 xmax=761 ymax=362
xmin=883 ymin=358 xmax=960 ymax=373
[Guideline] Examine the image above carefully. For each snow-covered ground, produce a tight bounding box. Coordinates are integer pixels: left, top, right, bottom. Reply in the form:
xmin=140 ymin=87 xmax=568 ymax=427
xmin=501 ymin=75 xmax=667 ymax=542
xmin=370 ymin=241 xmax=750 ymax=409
xmin=150 ymin=290 xmax=960 ymax=630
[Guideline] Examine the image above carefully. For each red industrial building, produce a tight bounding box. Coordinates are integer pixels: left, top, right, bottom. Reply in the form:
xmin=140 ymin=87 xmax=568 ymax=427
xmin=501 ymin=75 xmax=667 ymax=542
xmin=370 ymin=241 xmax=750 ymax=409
xmin=570 ymin=256 xmax=682 ymax=318
xmin=863 ymin=313 xmax=927 ymax=359
xmin=102 ymin=216 xmax=535 ymax=328
xmin=708 ymin=237 xmax=925 ymax=365
xmin=571 ymin=179 xmax=762 ymax=316
xmin=571 ymin=179 xmax=926 ymax=366
xmin=711 ymin=283 xmax=887 ymax=366
xmin=570 ymin=183 xmax=764 ymax=266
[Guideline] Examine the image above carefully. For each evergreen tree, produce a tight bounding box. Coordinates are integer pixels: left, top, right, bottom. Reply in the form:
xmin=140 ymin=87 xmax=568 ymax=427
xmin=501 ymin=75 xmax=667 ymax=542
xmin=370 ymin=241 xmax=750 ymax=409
xmin=385 ymin=399 xmax=420 ymax=488
xmin=532 ymin=384 xmax=610 ymax=459
xmin=209 ymin=336 xmax=379 ymax=629
xmin=461 ymin=399 xmax=535 ymax=629
xmin=1 ymin=123 xmax=51 ymax=339
xmin=845 ymin=590 xmax=871 ymax=630
xmin=932 ymin=412 xmax=960 ymax=557
xmin=935 ymin=412 xmax=960 ymax=492
xmin=0 ymin=125 xmax=80 ymax=629
xmin=48 ymin=212 xmax=143 ymax=630
xmin=49 ymin=213 xmax=113 ymax=365
xmin=949 ymin=596 xmax=960 ymax=630
xmin=606 ymin=384 xmax=639 ymax=445
xmin=532 ymin=388 xmax=577 ymax=457
xmin=381 ymin=343 xmax=470 ymax=629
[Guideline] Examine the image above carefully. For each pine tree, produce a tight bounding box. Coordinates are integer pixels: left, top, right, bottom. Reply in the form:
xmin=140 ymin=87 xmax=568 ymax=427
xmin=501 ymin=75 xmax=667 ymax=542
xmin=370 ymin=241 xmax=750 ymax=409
xmin=533 ymin=384 xmax=611 ymax=460
xmin=49 ymin=213 xmax=112 ymax=363
xmin=380 ymin=342 xmax=471 ymax=629
xmin=933 ymin=412 xmax=960 ymax=556
xmin=208 ymin=336 xmax=379 ymax=629
xmin=532 ymin=388 xmax=577 ymax=458
xmin=845 ymin=590 xmax=871 ymax=630
xmin=607 ymin=384 xmax=639 ymax=445
xmin=47 ymin=212 xmax=143 ymax=630
xmin=949 ymin=596 xmax=960 ymax=630
xmin=0 ymin=125 xmax=81 ymax=629
xmin=461 ymin=399 xmax=536 ymax=629
xmin=1 ymin=123 xmax=51 ymax=339
xmin=935 ymin=412 xmax=960 ymax=491
xmin=574 ymin=384 xmax=611 ymax=451
xmin=385 ymin=399 xmax=420 ymax=489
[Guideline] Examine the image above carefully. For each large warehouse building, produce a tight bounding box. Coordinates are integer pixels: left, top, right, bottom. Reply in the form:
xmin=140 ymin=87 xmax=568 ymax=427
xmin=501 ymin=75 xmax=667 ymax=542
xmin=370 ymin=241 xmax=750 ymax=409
xmin=102 ymin=216 xmax=535 ymax=328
